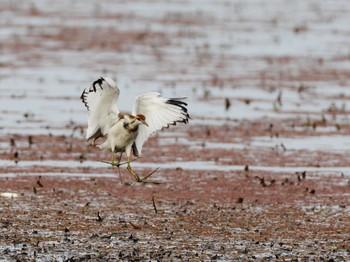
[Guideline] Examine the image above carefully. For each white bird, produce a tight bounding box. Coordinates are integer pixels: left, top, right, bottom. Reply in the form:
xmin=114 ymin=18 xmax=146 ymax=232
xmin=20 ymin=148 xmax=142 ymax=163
xmin=81 ymin=77 xmax=189 ymax=182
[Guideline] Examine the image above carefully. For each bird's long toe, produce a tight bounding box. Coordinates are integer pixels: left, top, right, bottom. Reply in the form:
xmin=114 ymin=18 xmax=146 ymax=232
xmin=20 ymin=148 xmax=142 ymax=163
xmin=127 ymin=164 xmax=160 ymax=184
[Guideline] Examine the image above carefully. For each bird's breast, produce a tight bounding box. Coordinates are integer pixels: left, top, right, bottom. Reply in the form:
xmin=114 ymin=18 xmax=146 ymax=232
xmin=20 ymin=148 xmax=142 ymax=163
xmin=108 ymin=121 xmax=138 ymax=147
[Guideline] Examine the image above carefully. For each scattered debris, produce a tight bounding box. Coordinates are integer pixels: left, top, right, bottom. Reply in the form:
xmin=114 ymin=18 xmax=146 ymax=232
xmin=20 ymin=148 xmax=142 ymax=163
xmin=225 ymin=98 xmax=231 ymax=111
xmin=237 ymin=197 xmax=244 ymax=204
xmin=36 ymin=176 xmax=44 ymax=187
xmin=96 ymin=212 xmax=103 ymax=222
xmin=244 ymin=165 xmax=249 ymax=172
xmin=129 ymin=221 xmax=141 ymax=230
xmin=152 ymin=196 xmax=158 ymax=214
xmin=0 ymin=192 xmax=19 ymax=198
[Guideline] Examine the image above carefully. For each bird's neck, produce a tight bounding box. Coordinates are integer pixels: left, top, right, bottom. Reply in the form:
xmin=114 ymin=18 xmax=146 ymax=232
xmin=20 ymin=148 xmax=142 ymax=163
xmin=123 ymin=121 xmax=139 ymax=133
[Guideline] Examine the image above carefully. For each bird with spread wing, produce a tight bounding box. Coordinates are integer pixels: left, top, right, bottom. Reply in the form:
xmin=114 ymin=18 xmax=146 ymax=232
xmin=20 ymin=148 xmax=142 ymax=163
xmin=81 ymin=77 xmax=190 ymax=183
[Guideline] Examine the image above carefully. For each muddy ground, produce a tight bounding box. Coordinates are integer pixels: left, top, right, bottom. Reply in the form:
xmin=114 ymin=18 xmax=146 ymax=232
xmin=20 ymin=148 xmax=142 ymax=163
xmin=1 ymin=0 xmax=350 ymax=261
xmin=1 ymin=124 xmax=349 ymax=261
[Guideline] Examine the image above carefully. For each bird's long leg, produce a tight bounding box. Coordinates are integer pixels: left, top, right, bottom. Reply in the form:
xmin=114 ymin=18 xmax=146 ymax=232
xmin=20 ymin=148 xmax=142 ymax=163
xmin=101 ymin=154 xmax=159 ymax=184
xmin=126 ymin=156 xmax=141 ymax=182
xmin=111 ymin=151 xmax=116 ymax=165
xmin=117 ymin=152 xmax=123 ymax=164
xmin=99 ymin=152 xmax=124 ymax=183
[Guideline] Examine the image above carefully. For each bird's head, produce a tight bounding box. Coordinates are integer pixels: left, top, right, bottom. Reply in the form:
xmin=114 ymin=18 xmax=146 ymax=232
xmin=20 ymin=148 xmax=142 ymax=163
xmin=119 ymin=113 xmax=148 ymax=131
xmin=135 ymin=114 xmax=148 ymax=127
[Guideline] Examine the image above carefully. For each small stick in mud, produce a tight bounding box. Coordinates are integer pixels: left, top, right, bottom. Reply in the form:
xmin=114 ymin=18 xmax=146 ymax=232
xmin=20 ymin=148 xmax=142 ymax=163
xmin=96 ymin=212 xmax=103 ymax=222
xmin=28 ymin=135 xmax=33 ymax=147
xmin=36 ymin=176 xmax=44 ymax=187
xmin=129 ymin=221 xmax=141 ymax=230
xmin=152 ymin=196 xmax=158 ymax=214
xmin=13 ymin=151 xmax=19 ymax=164
xmin=237 ymin=197 xmax=244 ymax=204
xmin=10 ymin=138 xmax=16 ymax=147
xmin=244 ymin=165 xmax=249 ymax=172
xmin=225 ymin=97 xmax=231 ymax=111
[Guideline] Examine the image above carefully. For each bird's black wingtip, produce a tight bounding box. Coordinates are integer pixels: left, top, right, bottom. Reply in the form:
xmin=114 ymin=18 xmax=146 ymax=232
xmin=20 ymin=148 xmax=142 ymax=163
xmin=81 ymin=77 xmax=108 ymax=110
xmin=166 ymin=97 xmax=190 ymax=125
xmin=166 ymin=97 xmax=188 ymax=111
xmin=80 ymin=89 xmax=90 ymax=110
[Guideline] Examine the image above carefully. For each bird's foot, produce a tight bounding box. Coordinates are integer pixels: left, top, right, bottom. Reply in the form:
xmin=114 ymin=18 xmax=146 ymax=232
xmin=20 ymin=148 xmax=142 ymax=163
xmin=138 ymin=168 xmax=161 ymax=184
xmin=99 ymin=157 xmax=140 ymax=167
xmin=127 ymin=165 xmax=161 ymax=185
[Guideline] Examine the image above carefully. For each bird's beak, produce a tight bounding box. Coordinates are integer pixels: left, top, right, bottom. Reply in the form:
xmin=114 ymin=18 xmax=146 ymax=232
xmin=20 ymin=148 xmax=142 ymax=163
xmin=142 ymin=120 xmax=149 ymax=127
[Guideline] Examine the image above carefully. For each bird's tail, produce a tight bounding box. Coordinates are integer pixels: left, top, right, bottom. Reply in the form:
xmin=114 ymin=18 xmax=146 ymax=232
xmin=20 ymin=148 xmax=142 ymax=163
xmin=97 ymin=141 xmax=109 ymax=151
xmin=132 ymin=143 xmax=139 ymax=157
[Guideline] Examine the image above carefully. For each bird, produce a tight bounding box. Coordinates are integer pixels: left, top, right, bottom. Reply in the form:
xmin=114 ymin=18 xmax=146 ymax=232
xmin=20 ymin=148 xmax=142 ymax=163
xmin=81 ymin=77 xmax=190 ymax=183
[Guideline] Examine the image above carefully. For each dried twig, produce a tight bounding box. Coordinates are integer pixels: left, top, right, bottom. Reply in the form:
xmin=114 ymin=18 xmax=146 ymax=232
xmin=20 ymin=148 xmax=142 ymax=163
xmin=129 ymin=221 xmax=141 ymax=230
xmin=96 ymin=212 xmax=103 ymax=222
xmin=152 ymin=196 xmax=158 ymax=214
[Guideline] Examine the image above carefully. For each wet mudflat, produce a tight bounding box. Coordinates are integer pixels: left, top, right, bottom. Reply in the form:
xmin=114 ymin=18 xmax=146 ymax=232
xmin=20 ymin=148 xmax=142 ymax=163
xmin=1 ymin=166 xmax=349 ymax=261
xmin=1 ymin=0 xmax=350 ymax=260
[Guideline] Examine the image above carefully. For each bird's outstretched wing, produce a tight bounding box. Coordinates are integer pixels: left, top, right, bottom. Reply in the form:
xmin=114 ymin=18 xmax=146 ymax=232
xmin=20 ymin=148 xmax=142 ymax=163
xmin=80 ymin=77 xmax=120 ymax=141
xmin=132 ymin=92 xmax=190 ymax=155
